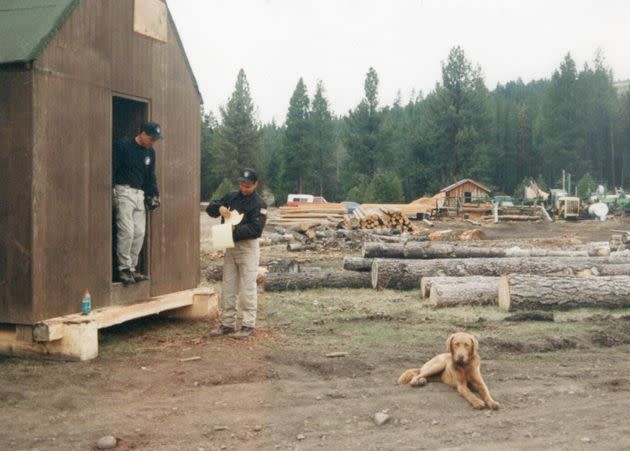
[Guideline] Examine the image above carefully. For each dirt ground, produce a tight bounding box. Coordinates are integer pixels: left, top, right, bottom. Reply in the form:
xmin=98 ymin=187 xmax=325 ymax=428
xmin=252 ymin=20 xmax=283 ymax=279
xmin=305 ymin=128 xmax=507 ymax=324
xmin=2 ymin=214 xmax=630 ymax=450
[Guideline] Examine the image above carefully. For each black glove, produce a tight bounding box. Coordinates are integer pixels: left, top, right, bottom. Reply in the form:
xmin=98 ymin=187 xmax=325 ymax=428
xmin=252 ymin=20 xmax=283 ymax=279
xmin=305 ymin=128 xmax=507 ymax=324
xmin=146 ymin=195 xmax=160 ymax=211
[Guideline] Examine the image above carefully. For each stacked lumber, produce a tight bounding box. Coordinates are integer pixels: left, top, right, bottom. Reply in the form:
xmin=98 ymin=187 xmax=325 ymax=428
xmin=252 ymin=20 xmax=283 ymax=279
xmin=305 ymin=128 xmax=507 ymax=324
xmin=354 ymin=206 xmax=421 ymax=233
xmin=268 ymin=203 xmax=347 ymax=226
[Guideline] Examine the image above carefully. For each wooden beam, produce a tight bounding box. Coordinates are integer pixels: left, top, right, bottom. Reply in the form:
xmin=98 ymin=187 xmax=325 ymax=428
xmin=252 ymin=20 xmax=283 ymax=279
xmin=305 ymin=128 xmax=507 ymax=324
xmin=32 ymin=288 xmax=215 ymax=342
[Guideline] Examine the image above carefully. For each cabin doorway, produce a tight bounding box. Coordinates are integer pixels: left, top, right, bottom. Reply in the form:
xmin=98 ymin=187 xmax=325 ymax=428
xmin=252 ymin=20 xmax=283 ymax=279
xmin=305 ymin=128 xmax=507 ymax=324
xmin=111 ymin=96 xmax=150 ymax=284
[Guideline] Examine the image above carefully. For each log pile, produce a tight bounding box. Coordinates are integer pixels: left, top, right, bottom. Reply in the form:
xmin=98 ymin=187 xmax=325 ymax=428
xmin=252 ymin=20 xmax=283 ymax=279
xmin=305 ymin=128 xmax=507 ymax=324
xmin=353 ymin=206 xmax=422 ymax=233
xmin=268 ymin=203 xmax=347 ymax=226
xmin=370 ymin=255 xmax=630 ymax=290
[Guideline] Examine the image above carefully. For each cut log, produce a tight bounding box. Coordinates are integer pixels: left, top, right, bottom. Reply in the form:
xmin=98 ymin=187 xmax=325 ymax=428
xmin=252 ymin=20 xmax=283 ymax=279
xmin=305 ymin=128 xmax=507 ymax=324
xmin=264 ymin=271 xmax=372 ymax=291
xmin=287 ymin=243 xmax=317 ymax=252
xmin=362 ymin=242 xmax=610 ymax=260
xmin=459 ymin=229 xmax=485 ymax=241
xmin=498 ymin=274 xmax=630 ymax=311
xmin=428 ymin=229 xmax=458 ymax=241
xmin=429 ymin=279 xmax=499 ymax=308
xmin=496 ymin=215 xmax=542 ymax=221
xmin=267 ymin=259 xmax=300 ymax=273
xmin=595 ymin=264 xmax=630 ymax=276
xmin=420 ymin=276 xmax=499 ymax=299
xmin=371 ymin=256 xmax=630 ymax=290
xmin=342 ymin=256 xmax=373 ymax=272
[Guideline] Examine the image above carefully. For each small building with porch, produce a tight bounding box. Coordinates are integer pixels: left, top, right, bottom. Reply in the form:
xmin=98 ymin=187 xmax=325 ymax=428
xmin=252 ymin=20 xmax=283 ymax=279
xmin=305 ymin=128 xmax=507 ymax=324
xmin=438 ymin=179 xmax=492 ymax=208
xmin=0 ymin=0 xmax=211 ymax=359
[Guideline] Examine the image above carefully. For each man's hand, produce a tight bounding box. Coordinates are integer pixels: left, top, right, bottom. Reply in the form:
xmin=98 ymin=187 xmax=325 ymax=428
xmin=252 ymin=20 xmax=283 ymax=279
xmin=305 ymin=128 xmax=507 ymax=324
xmin=219 ymin=206 xmax=231 ymax=219
xmin=146 ymin=195 xmax=160 ymax=211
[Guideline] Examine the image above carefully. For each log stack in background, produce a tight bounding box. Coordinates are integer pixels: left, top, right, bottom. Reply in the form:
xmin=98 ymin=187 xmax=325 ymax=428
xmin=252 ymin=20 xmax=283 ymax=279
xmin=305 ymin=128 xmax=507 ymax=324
xmin=267 ymin=203 xmax=347 ymax=227
xmin=353 ymin=206 xmax=422 ymax=233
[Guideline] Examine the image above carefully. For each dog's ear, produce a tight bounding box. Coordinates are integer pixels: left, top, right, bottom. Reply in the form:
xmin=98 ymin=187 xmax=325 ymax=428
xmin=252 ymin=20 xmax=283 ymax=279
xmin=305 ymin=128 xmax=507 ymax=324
xmin=446 ymin=334 xmax=455 ymax=354
xmin=471 ymin=335 xmax=479 ymax=354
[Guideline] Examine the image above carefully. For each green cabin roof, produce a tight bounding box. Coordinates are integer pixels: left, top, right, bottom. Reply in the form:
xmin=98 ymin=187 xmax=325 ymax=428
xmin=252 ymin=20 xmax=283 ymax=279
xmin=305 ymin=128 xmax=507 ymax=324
xmin=0 ymin=0 xmax=79 ymax=64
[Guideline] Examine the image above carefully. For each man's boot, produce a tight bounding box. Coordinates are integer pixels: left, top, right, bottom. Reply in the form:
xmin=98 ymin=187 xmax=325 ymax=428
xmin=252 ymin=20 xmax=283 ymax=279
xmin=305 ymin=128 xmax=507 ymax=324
xmin=233 ymin=326 xmax=255 ymax=339
xmin=119 ymin=269 xmax=135 ymax=285
xmin=209 ymin=324 xmax=235 ymax=336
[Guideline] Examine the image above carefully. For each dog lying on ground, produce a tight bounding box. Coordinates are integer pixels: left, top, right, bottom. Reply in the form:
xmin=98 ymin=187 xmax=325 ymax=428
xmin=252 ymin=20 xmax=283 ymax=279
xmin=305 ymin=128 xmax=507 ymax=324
xmin=397 ymin=332 xmax=500 ymax=410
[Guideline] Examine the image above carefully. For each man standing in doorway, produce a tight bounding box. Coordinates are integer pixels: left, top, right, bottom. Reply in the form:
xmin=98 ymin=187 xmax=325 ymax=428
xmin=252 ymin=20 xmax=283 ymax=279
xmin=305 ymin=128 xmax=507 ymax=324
xmin=206 ymin=168 xmax=267 ymax=338
xmin=113 ymin=121 xmax=161 ymax=285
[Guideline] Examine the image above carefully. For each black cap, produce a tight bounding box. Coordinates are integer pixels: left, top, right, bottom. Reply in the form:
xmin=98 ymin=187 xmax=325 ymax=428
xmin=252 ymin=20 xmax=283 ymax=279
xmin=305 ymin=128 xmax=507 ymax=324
xmin=237 ymin=168 xmax=258 ymax=184
xmin=141 ymin=121 xmax=163 ymax=140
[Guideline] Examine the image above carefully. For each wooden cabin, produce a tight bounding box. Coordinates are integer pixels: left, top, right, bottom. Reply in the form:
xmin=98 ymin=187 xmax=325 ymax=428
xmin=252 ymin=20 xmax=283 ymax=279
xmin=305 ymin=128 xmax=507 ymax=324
xmin=439 ymin=179 xmax=491 ymax=208
xmin=0 ymin=0 xmax=202 ymax=329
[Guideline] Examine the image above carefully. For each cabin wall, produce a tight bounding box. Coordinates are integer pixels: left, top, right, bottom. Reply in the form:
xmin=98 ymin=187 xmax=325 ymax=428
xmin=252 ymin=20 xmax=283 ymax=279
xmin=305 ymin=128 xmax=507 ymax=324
xmin=0 ymin=69 xmax=34 ymax=323
xmin=6 ymin=0 xmax=201 ymax=323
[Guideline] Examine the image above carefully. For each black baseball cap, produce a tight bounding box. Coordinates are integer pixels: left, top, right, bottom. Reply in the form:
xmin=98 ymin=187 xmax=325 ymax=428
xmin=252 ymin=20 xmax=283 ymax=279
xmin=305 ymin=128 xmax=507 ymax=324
xmin=237 ymin=168 xmax=258 ymax=184
xmin=141 ymin=121 xmax=163 ymax=140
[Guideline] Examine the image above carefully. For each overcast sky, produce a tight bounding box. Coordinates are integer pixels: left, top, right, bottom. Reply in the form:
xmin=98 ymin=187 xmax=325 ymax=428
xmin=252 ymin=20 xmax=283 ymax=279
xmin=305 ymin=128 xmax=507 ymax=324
xmin=168 ymin=0 xmax=630 ymax=124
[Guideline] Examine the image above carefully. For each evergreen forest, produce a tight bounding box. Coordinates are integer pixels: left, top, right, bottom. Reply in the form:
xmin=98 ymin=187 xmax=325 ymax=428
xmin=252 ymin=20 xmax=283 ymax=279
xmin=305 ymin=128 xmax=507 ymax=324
xmin=200 ymin=47 xmax=630 ymax=205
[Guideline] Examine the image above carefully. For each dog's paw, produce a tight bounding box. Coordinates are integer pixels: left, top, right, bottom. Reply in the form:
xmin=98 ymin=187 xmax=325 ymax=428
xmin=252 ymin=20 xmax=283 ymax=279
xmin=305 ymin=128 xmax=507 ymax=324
xmin=486 ymin=400 xmax=500 ymax=410
xmin=410 ymin=376 xmax=427 ymax=387
xmin=397 ymin=369 xmax=420 ymax=385
xmin=471 ymin=399 xmax=486 ymax=409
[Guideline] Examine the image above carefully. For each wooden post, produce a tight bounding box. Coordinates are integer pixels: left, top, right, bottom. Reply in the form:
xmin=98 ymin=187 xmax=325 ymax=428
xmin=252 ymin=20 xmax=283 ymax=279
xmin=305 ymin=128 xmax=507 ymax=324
xmin=168 ymin=289 xmax=218 ymax=320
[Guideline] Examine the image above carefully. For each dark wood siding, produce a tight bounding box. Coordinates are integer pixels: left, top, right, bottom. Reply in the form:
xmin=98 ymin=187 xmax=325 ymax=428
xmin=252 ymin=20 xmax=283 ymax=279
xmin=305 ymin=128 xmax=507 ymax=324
xmin=0 ymin=0 xmax=201 ymax=323
xmin=0 ymin=69 xmax=34 ymax=324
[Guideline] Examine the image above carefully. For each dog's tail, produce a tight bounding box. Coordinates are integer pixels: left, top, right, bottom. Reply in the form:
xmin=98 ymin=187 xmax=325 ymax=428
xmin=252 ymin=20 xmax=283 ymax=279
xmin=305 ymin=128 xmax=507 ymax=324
xmin=397 ymin=368 xmax=420 ymax=385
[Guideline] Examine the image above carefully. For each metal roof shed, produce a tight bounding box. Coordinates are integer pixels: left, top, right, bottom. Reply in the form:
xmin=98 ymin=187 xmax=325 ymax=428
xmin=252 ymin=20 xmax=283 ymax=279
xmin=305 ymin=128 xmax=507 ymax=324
xmin=0 ymin=0 xmax=203 ymax=325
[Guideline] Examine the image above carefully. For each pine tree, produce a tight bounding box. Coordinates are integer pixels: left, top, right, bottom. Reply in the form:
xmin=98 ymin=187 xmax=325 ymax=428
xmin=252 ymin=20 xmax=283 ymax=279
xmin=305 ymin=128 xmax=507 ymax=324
xmin=262 ymin=121 xmax=285 ymax=204
xmin=200 ymin=111 xmax=220 ymax=200
xmin=421 ymin=47 xmax=495 ymax=188
xmin=216 ymin=69 xmax=262 ymax=180
xmin=310 ymin=80 xmax=336 ymax=197
xmin=343 ymin=67 xmax=390 ymax=194
xmin=540 ymin=54 xmax=583 ymax=184
xmin=283 ymin=78 xmax=311 ymax=193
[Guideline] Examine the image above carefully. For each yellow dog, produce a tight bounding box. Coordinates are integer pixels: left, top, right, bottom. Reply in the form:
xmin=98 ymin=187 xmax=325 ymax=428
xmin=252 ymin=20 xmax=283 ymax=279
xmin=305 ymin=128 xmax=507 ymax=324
xmin=398 ymin=332 xmax=500 ymax=410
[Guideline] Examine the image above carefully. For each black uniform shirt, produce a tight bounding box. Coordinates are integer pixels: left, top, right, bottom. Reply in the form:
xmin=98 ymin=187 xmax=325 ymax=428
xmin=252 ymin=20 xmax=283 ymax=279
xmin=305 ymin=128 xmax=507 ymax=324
xmin=113 ymin=138 xmax=159 ymax=197
xmin=206 ymin=190 xmax=267 ymax=241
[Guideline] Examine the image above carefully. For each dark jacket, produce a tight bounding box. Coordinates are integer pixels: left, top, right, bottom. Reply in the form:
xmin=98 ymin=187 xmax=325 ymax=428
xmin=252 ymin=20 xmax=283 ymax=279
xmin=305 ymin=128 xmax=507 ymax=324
xmin=113 ymin=138 xmax=159 ymax=197
xmin=206 ymin=191 xmax=267 ymax=241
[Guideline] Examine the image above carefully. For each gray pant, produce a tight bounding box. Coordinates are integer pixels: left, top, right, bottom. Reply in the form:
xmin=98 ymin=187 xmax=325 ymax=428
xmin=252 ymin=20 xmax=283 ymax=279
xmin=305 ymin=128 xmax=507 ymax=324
xmin=114 ymin=184 xmax=146 ymax=272
xmin=220 ymin=239 xmax=260 ymax=328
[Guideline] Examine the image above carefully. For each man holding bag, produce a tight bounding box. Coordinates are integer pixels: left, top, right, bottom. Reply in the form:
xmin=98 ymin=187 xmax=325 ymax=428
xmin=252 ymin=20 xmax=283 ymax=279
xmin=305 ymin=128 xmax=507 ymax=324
xmin=206 ymin=168 xmax=267 ymax=338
